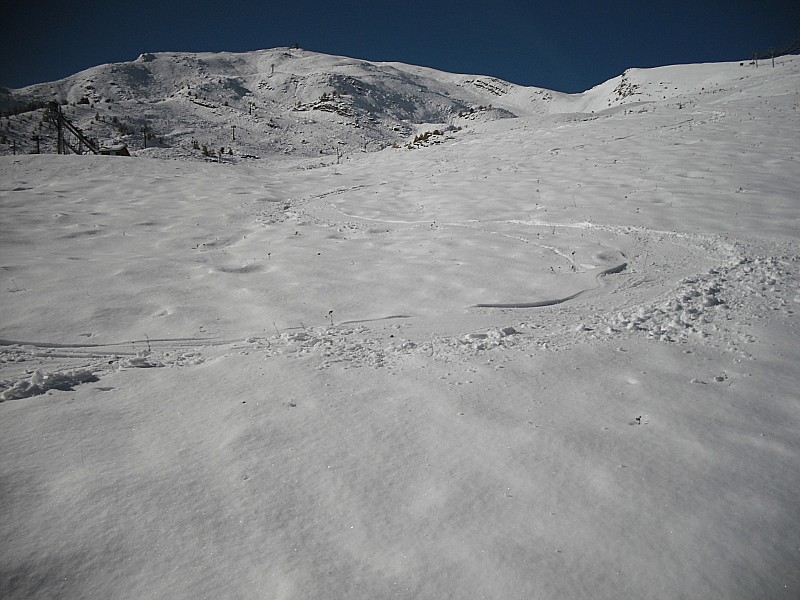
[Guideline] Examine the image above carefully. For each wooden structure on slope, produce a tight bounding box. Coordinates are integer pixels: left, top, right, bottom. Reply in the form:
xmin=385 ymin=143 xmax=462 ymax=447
xmin=46 ymin=101 xmax=99 ymax=155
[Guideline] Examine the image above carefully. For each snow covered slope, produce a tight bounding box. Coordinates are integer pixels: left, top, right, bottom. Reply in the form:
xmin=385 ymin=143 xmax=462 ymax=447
xmin=4 ymin=48 xmax=791 ymax=163
xmin=1 ymin=52 xmax=799 ymax=600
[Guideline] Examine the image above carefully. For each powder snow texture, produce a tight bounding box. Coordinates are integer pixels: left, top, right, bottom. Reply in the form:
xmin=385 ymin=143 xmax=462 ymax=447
xmin=1 ymin=55 xmax=799 ymax=600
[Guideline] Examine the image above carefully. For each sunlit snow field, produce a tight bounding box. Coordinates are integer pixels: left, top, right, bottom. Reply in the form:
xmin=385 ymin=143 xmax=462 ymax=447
xmin=1 ymin=57 xmax=799 ymax=599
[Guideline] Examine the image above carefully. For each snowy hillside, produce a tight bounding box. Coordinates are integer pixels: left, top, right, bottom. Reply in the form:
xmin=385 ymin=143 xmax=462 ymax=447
xmin=4 ymin=49 xmax=794 ymax=164
xmin=1 ymin=51 xmax=799 ymax=600
xmin=1 ymin=48 xmax=553 ymax=160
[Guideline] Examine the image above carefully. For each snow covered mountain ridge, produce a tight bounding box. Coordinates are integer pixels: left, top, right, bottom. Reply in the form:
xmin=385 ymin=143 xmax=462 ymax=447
xmin=1 ymin=47 xmax=797 ymax=161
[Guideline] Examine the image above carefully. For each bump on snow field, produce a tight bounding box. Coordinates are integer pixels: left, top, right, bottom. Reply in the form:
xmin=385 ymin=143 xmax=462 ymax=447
xmin=1 ymin=53 xmax=799 ymax=599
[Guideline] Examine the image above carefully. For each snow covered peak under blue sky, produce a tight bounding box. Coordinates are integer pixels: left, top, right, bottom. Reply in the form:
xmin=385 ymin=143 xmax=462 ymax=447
xmin=3 ymin=0 xmax=798 ymax=92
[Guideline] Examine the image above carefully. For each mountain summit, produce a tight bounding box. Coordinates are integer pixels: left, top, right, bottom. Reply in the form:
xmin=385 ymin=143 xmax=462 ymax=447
xmin=2 ymin=48 xmax=549 ymax=159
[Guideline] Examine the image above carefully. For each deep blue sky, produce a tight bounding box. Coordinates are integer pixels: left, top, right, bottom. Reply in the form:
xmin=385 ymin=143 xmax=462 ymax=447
xmin=2 ymin=0 xmax=798 ymax=93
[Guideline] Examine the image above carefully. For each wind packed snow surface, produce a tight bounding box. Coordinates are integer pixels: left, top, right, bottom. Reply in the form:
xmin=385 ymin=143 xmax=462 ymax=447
xmin=1 ymin=53 xmax=799 ymax=600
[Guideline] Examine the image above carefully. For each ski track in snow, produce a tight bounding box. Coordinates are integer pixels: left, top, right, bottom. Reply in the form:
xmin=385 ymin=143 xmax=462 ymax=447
xmin=2 ymin=132 xmax=798 ymax=400
xmin=2 ymin=224 xmax=796 ymax=401
xmin=472 ymin=259 xmax=627 ymax=309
